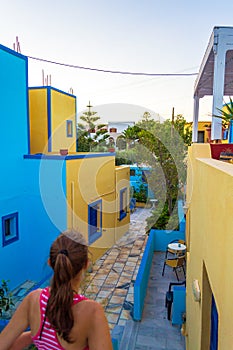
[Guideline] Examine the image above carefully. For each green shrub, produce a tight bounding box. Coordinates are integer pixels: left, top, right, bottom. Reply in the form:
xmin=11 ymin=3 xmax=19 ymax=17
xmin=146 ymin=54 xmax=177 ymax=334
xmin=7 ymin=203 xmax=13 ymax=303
xmin=146 ymin=201 xmax=179 ymax=231
xmin=0 ymin=280 xmax=14 ymax=318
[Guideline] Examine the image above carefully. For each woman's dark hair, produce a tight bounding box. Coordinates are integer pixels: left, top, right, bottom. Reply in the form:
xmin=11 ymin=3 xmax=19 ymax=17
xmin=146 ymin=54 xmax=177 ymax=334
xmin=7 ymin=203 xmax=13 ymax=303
xmin=46 ymin=229 xmax=88 ymax=343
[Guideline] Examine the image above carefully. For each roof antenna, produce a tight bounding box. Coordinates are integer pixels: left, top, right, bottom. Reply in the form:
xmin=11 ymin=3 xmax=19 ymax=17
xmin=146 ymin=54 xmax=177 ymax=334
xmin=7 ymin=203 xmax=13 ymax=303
xmin=13 ymin=36 xmax=21 ymax=53
xmin=42 ymin=70 xmax=51 ymax=86
xmin=42 ymin=69 xmax=45 ymax=85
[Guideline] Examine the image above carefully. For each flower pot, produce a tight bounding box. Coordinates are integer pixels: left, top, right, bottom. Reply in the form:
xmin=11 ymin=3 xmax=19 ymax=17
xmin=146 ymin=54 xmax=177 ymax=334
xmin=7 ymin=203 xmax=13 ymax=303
xmin=60 ymin=149 xmax=68 ymax=156
xmin=135 ymin=202 xmax=146 ymax=208
xmin=210 ymin=143 xmax=233 ymax=159
xmin=219 ymin=152 xmax=233 ymax=162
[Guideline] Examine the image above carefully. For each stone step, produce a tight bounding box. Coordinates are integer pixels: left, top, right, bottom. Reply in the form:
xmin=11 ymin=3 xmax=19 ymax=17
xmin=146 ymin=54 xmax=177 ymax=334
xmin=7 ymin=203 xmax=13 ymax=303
xmin=111 ymin=324 xmax=124 ymax=350
xmin=119 ymin=320 xmax=139 ymax=350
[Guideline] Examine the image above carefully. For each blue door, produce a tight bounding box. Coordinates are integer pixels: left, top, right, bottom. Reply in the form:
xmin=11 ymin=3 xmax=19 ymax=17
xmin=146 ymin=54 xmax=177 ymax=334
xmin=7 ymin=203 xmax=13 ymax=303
xmin=210 ymin=295 xmax=218 ymax=350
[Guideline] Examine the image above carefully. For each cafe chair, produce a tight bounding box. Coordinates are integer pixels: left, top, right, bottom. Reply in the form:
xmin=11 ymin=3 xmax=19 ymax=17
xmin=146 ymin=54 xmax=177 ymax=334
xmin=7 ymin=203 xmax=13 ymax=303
xmin=162 ymin=254 xmax=186 ymax=281
xmin=165 ymin=280 xmax=186 ymax=320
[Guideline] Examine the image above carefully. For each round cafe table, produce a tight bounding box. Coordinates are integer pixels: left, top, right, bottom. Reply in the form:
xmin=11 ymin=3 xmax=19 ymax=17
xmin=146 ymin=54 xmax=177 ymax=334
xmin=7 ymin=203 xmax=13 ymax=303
xmin=167 ymin=242 xmax=186 ymax=252
xmin=150 ymin=198 xmax=158 ymax=208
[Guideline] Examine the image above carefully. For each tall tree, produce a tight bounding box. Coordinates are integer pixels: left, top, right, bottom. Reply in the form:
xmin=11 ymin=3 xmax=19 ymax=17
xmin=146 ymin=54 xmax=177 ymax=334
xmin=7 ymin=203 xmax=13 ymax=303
xmin=77 ymin=101 xmax=109 ymax=151
xmin=116 ymin=113 xmax=190 ymax=230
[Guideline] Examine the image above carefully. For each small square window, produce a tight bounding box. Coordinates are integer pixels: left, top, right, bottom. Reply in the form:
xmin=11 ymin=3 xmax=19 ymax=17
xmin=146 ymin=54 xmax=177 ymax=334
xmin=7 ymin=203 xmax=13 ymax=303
xmin=66 ymin=120 xmax=73 ymax=137
xmin=130 ymin=169 xmax=136 ymax=176
xmin=119 ymin=188 xmax=127 ymax=221
xmin=2 ymin=212 xmax=19 ymax=247
xmin=88 ymin=200 xmax=102 ymax=244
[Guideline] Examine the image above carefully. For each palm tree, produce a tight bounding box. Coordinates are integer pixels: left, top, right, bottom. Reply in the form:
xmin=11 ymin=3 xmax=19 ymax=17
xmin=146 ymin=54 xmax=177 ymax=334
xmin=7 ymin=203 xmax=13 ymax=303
xmin=215 ymin=97 xmax=233 ymax=143
xmin=122 ymin=125 xmax=141 ymax=150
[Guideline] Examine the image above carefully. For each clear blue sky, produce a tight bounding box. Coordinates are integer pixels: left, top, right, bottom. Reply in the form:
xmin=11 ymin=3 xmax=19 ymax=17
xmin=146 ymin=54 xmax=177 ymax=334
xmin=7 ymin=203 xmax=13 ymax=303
xmin=2 ymin=0 xmax=233 ymax=121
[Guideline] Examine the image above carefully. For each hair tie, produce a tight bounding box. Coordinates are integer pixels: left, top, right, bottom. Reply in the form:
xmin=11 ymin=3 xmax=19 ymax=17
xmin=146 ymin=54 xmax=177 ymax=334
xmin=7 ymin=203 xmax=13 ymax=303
xmin=58 ymin=249 xmax=68 ymax=257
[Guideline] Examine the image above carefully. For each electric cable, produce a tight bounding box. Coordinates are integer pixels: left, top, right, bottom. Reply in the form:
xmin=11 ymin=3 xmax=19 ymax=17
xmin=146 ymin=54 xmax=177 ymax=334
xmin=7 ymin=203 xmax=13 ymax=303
xmin=27 ymin=55 xmax=198 ymax=77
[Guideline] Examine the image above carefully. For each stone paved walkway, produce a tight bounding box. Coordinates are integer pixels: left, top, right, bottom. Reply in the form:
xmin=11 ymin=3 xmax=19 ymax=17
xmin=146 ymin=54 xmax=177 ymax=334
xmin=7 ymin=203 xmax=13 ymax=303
xmin=80 ymin=207 xmax=151 ymax=330
xmin=132 ymin=251 xmax=186 ymax=350
xmin=9 ymin=207 xmax=149 ymax=330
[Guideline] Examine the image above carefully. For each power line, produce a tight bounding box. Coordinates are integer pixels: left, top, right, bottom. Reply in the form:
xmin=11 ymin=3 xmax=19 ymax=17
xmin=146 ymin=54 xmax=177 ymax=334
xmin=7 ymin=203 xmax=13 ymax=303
xmin=27 ymin=55 xmax=198 ymax=77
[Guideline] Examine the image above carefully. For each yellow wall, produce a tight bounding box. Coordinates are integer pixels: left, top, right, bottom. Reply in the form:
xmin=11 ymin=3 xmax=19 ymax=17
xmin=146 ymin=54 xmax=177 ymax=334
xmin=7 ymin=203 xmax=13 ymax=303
xmin=51 ymin=89 xmax=76 ymax=153
xmin=29 ymin=88 xmax=48 ymax=153
xmin=66 ymin=156 xmax=130 ymax=262
xmin=185 ymin=121 xmax=211 ymax=143
xmin=186 ymin=143 xmax=233 ymax=349
xmin=28 ymin=87 xmax=76 ymax=154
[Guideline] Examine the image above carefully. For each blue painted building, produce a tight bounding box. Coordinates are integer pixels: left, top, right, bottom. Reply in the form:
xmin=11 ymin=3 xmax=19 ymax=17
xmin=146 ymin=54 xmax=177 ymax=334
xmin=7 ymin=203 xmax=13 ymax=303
xmin=0 ymin=45 xmax=63 ymax=288
xmin=0 ymin=44 xmax=130 ymax=291
xmin=130 ymin=165 xmax=154 ymax=199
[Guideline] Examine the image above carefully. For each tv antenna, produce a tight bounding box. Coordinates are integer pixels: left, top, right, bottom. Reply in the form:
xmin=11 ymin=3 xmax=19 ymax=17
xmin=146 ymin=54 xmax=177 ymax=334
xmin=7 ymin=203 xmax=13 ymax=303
xmin=13 ymin=36 xmax=21 ymax=53
xmin=42 ymin=69 xmax=51 ymax=86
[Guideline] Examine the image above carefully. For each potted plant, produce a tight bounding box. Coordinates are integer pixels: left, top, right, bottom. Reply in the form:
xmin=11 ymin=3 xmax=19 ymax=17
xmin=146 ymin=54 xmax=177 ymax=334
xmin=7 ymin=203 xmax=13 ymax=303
xmin=133 ymin=185 xmax=148 ymax=207
xmin=210 ymin=97 xmax=233 ymax=159
xmin=214 ymin=97 xmax=233 ymax=143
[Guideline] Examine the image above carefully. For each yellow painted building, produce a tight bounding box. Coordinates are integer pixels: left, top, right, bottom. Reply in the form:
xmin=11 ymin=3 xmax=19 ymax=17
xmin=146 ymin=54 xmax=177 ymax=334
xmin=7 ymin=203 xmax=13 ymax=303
xmin=29 ymin=87 xmax=77 ymax=154
xmin=185 ymin=143 xmax=233 ymax=349
xmin=186 ymin=120 xmax=229 ymax=144
xmin=185 ymin=121 xmax=212 ymax=143
xmin=28 ymin=86 xmax=130 ymax=262
xmin=66 ymin=156 xmax=130 ymax=261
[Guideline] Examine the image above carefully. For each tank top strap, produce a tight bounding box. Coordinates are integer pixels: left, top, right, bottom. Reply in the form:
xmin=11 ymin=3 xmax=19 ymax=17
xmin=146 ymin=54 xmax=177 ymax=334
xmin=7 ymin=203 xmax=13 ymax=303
xmin=73 ymin=293 xmax=88 ymax=305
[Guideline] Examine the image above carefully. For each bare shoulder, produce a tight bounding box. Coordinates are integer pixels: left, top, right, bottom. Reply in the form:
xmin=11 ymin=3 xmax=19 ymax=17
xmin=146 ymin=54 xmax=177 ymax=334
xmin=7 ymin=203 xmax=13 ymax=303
xmin=75 ymin=299 xmax=104 ymax=312
xmin=26 ymin=289 xmax=42 ymax=303
xmin=73 ymin=299 xmax=106 ymax=320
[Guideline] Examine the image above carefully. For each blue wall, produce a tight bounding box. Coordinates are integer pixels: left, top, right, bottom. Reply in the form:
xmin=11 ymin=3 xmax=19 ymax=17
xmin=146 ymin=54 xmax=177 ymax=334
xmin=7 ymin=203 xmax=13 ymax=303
xmin=178 ymin=200 xmax=185 ymax=232
xmin=0 ymin=44 xmax=67 ymax=289
xmin=130 ymin=166 xmax=154 ymax=198
xmin=0 ymin=45 xmax=30 ymax=288
xmin=153 ymin=199 xmax=186 ymax=251
xmin=0 ymin=45 xmax=29 ymax=197
xmin=152 ymin=229 xmax=185 ymax=251
xmin=133 ymin=200 xmax=186 ymax=321
xmin=0 ymin=158 xmax=67 ymax=289
xmin=134 ymin=231 xmax=154 ymax=321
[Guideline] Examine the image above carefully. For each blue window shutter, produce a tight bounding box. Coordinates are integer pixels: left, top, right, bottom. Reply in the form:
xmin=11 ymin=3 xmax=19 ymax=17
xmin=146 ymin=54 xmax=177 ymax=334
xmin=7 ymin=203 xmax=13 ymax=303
xmin=210 ymin=295 xmax=218 ymax=350
xmin=89 ymin=206 xmax=97 ymax=236
xmin=119 ymin=188 xmax=127 ymax=220
xmin=88 ymin=200 xmax=102 ymax=244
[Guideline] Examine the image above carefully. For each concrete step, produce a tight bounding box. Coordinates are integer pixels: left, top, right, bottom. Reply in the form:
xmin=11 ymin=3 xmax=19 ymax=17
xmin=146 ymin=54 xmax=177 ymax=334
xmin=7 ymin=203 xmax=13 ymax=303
xmin=111 ymin=324 xmax=124 ymax=350
xmin=119 ymin=320 xmax=139 ymax=350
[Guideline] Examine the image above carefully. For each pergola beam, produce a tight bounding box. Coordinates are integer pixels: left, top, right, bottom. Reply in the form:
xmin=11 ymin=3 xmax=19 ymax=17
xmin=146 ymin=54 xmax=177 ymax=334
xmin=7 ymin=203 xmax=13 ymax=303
xmin=193 ymin=27 xmax=233 ymax=142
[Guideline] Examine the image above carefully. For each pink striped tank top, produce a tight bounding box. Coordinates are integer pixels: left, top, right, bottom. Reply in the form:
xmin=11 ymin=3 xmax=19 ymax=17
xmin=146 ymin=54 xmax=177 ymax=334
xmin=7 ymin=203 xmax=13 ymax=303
xmin=32 ymin=287 xmax=89 ymax=350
